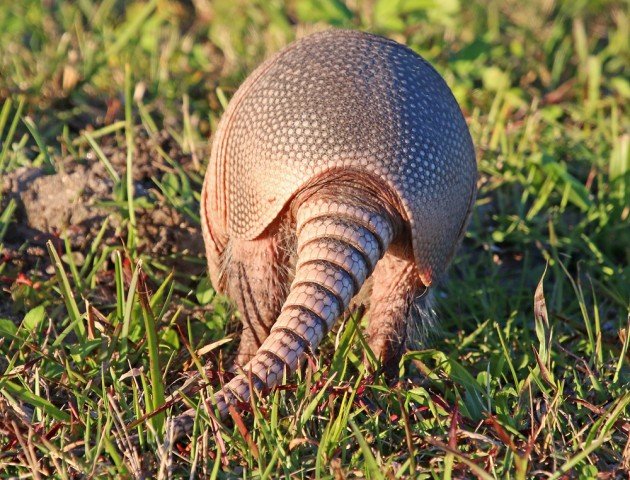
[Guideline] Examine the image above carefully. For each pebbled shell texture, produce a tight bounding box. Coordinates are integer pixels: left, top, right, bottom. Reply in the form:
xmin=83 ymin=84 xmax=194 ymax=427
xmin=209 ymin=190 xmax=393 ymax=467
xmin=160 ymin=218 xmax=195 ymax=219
xmin=202 ymin=29 xmax=477 ymax=285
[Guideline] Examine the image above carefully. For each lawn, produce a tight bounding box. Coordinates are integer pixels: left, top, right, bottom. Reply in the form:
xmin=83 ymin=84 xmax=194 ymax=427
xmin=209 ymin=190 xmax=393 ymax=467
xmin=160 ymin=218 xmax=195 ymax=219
xmin=0 ymin=0 xmax=628 ymax=478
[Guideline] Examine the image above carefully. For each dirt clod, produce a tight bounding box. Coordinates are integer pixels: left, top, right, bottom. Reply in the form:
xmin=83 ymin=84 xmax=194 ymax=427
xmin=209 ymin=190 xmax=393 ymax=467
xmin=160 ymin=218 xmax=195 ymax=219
xmin=0 ymin=129 xmax=206 ymax=313
xmin=3 ymin=163 xmax=115 ymax=247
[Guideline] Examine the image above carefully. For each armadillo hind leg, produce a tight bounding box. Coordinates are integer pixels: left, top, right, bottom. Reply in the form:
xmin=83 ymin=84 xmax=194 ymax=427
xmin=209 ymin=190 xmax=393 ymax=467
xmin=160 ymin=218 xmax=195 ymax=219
xmin=364 ymin=252 xmax=426 ymax=379
xmin=225 ymin=232 xmax=292 ymax=366
xmin=208 ymin=183 xmax=401 ymax=420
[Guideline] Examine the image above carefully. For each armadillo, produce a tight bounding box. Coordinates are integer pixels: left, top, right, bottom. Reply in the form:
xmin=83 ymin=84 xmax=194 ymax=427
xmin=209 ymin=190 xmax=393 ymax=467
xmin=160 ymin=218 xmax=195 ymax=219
xmin=174 ymin=29 xmax=476 ymax=436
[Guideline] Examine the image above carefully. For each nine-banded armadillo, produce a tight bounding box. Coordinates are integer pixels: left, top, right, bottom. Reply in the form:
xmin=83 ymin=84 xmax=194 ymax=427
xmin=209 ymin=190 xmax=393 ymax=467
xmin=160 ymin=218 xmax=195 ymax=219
xmin=173 ymin=29 xmax=476 ymax=437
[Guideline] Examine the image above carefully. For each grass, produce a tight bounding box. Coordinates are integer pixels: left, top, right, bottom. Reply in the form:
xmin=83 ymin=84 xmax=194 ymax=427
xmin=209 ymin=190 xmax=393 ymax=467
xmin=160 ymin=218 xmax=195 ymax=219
xmin=0 ymin=0 xmax=628 ymax=478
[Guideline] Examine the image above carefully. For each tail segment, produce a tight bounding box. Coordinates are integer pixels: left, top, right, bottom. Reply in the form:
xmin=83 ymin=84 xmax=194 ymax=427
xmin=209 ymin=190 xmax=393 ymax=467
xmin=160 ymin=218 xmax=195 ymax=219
xmin=168 ymin=188 xmax=397 ymax=439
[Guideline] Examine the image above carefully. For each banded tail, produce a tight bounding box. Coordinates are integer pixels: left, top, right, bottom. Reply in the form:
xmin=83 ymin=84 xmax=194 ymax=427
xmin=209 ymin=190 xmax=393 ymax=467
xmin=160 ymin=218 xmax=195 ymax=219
xmin=169 ymin=184 xmax=400 ymax=439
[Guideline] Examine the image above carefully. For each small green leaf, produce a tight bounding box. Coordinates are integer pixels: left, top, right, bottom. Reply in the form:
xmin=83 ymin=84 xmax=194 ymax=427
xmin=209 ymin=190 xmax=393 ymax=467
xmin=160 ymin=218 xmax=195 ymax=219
xmin=196 ymin=276 xmax=215 ymax=305
xmin=22 ymin=305 xmax=45 ymax=331
xmin=482 ymin=66 xmax=510 ymax=92
xmin=161 ymin=328 xmax=180 ymax=350
xmin=0 ymin=318 xmax=18 ymax=336
xmin=610 ymin=77 xmax=630 ymax=99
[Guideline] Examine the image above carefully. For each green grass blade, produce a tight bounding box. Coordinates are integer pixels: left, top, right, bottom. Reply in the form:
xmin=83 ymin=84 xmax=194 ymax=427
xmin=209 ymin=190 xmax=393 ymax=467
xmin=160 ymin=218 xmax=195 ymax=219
xmin=0 ymin=95 xmax=25 ymax=173
xmin=121 ymin=258 xmax=141 ymax=355
xmin=2 ymin=380 xmax=71 ymax=421
xmin=0 ymin=198 xmax=17 ymax=241
xmin=349 ymin=419 xmax=384 ymax=480
xmin=22 ymin=116 xmax=54 ymax=171
xmin=46 ymin=240 xmax=86 ymax=342
xmin=137 ymin=263 xmax=166 ymax=436
xmin=84 ymin=132 xmax=120 ymax=182
xmin=124 ymin=63 xmax=137 ymax=251
xmin=0 ymin=98 xmax=12 ymax=140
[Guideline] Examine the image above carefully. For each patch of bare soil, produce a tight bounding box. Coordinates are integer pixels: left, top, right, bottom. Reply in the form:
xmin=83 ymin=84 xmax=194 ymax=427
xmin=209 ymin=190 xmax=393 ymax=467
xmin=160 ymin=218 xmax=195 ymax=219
xmin=1 ymin=129 xmax=205 ymax=311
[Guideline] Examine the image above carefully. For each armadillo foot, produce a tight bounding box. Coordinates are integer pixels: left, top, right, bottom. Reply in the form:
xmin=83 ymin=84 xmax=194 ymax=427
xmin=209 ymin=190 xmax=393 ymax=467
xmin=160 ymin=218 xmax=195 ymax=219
xmin=365 ymin=251 xmax=425 ymax=379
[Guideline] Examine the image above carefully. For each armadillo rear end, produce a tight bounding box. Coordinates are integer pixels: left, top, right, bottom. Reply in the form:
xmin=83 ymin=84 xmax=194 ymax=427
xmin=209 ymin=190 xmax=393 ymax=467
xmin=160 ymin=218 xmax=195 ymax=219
xmin=189 ymin=29 xmax=477 ymax=437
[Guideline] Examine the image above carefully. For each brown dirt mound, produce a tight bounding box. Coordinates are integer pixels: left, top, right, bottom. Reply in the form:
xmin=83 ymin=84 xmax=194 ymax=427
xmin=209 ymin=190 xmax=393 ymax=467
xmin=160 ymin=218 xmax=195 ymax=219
xmin=1 ymin=129 xmax=206 ymax=310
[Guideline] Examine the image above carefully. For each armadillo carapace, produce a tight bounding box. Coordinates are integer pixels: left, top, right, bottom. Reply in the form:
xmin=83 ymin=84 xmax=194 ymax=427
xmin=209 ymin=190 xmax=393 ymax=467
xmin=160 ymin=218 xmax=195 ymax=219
xmin=196 ymin=29 xmax=476 ymax=424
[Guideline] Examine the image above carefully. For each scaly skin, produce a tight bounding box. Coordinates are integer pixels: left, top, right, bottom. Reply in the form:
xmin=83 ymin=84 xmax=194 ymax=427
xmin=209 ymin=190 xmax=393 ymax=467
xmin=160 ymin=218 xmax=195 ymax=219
xmin=169 ymin=29 xmax=477 ymax=441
